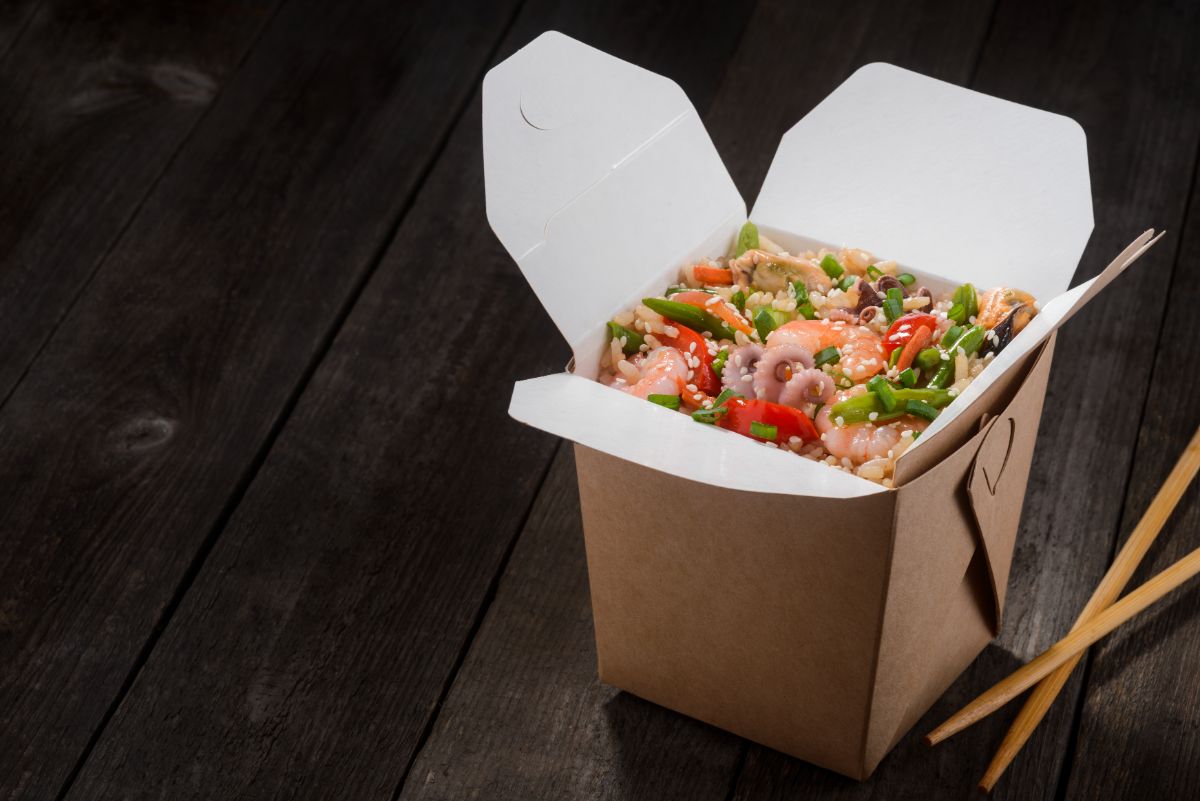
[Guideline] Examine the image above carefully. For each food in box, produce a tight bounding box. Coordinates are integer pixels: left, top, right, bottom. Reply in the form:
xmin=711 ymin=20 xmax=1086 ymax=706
xmin=482 ymin=31 xmax=1160 ymax=778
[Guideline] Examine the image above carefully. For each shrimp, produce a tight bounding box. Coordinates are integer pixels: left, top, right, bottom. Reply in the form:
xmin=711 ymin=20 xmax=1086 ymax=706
xmin=815 ymin=386 xmax=928 ymax=464
xmin=766 ymin=319 xmax=886 ymax=382
xmin=619 ymin=346 xmax=688 ymax=400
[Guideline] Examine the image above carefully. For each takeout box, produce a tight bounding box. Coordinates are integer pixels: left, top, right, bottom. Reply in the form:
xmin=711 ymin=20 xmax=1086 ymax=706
xmin=482 ymin=32 xmax=1160 ymax=779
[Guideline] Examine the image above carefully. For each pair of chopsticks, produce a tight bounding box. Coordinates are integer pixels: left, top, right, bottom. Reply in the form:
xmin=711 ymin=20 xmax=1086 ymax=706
xmin=925 ymin=425 xmax=1200 ymax=791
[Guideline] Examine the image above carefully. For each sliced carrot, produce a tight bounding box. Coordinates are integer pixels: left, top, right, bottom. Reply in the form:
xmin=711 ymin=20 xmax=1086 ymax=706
xmin=895 ymin=324 xmax=932 ymax=372
xmin=692 ymin=264 xmax=734 ymax=285
xmin=670 ymin=290 xmax=754 ymax=336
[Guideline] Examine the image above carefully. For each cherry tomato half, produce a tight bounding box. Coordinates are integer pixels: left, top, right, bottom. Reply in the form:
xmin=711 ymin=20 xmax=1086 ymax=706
xmin=718 ymin=398 xmax=819 ymax=444
xmin=659 ymin=323 xmax=721 ymax=395
xmin=882 ymin=312 xmax=938 ymax=355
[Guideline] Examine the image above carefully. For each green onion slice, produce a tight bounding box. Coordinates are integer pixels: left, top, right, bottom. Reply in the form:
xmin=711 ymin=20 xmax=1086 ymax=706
xmin=647 ymin=393 xmax=681 ymax=410
xmin=814 ymin=346 xmax=840 ymax=367
xmin=867 ymin=376 xmax=898 ymax=412
xmin=607 ymin=322 xmax=644 ymax=355
xmin=898 ymin=367 xmax=918 ymax=388
xmin=711 ymin=349 xmax=729 ymax=377
xmin=905 ymin=399 xmax=939 ymax=421
xmin=898 ymin=273 xmax=916 ymax=286
xmin=819 ymin=254 xmax=844 ymax=279
xmin=750 ymin=420 xmax=778 ymax=440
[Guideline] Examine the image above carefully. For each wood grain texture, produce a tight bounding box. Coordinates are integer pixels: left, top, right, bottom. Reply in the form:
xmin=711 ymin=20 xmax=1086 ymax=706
xmin=0 ymin=0 xmax=280 ymax=405
xmin=56 ymin=2 xmax=757 ymax=799
xmin=0 ymin=0 xmax=40 ymax=59
xmin=0 ymin=0 xmax=520 ymax=797
xmin=397 ymin=447 xmax=746 ymax=801
xmin=1061 ymin=148 xmax=1200 ymax=801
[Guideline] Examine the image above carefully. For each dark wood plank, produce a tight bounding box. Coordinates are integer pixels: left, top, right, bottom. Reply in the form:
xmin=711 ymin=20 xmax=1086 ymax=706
xmin=1061 ymin=149 xmax=1200 ymax=798
xmin=394 ymin=0 xmax=998 ymax=798
xmin=0 ymin=0 xmax=281 ymax=405
xmin=732 ymin=1 xmax=1200 ymax=799
xmin=0 ymin=0 xmax=40 ymax=59
xmin=398 ymin=446 xmax=746 ymax=801
xmin=0 ymin=0 xmax=521 ymax=796
xmin=55 ymin=2 xmax=756 ymax=799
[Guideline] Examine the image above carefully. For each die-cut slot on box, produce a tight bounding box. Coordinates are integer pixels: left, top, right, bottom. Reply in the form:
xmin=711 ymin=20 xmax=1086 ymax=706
xmin=482 ymin=31 xmax=1161 ymax=779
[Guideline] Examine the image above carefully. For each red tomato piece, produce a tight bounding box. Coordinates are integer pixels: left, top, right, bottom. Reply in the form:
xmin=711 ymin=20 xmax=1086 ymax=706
xmin=882 ymin=312 xmax=938 ymax=355
xmin=718 ymin=398 xmax=819 ymax=444
xmin=659 ymin=323 xmax=721 ymax=395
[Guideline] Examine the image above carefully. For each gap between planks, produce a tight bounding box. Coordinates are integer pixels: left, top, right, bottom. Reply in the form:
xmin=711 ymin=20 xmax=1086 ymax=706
xmin=387 ymin=440 xmax=563 ymax=801
xmin=47 ymin=2 xmax=530 ymax=799
xmin=0 ymin=0 xmax=289 ymax=415
xmin=1049 ymin=128 xmax=1200 ymax=801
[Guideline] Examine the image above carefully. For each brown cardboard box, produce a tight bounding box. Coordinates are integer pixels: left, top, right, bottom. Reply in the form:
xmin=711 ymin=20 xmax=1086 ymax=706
xmin=484 ymin=32 xmax=1161 ymax=778
xmin=575 ymin=337 xmax=1052 ymax=779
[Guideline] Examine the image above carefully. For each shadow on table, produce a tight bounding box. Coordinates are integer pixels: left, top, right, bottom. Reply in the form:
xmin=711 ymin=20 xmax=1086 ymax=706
xmin=601 ymin=643 xmax=1045 ymax=801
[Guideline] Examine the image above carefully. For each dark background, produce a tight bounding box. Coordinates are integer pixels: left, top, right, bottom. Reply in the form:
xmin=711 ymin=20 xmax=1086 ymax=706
xmin=1 ymin=0 xmax=1198 ymax=799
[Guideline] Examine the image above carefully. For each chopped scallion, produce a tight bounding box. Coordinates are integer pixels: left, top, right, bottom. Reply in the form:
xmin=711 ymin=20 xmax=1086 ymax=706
xmin=731 ymin=289 xmax=746 ymax=313
xmin=883 ymin=287 xmax=904 ymax=323
xmin=647 ymin=393 xmax=681 ymax=410
xmin=750 ymin=420 xmax=778 ymax=440
xmin=940 ymin=325 xmax=963 ymax=348
xmin=796 ymin=302 xmax=817 ymax=320
xmin=868 ymin=376 xmax=898 ymax=412
xmin=866 ymin=264 xmax=883 ymax=280
xmin=711 ymin=348 xmax=729 ymax=377
xmin=905 ymin=399 xmax=939 ymax=421
xmin=888 ymin=347 xmax=902 ymax=368
xmin=790 ymin=281 xmax=808 ymax=304
xmin=947 ymin=302 xmax=966 ymax=324
xmin=754 ymin=308 xmax=785 ymax=342
xmin=898 ymin=367 xmax=918 ymax=388
xmin=897 ymin=273 xmax=916 ymax=286
xmin=607 ymin=322 xmax=644 ymax=355
xmin=839 ymin=274 xmax=857 ymax=292
xmin=819 ymin=254 xmax=844 ymax=279
xmin=915 ymin=347 xmax=942 ymax=371
xmin=814 ymin=346 xmax=841 ymax=367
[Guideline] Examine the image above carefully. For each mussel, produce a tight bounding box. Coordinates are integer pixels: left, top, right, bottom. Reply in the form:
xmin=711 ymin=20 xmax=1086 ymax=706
xmin=729 ymin=249 xmax=833 ymax=293
xmin=978 ymin=287 xmax=1037 ymax=355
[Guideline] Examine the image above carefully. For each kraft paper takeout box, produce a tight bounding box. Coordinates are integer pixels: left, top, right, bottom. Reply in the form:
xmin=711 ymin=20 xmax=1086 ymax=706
xmin=482 ymin=32 xmax=1161 ymax=779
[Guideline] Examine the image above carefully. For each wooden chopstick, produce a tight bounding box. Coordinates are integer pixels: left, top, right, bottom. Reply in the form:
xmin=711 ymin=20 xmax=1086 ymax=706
xmin=976 ymin=426 xmax=1200 ymax=791
xmin=926 ymin=427 xmax=1200 ymax=749
xmin=926 ymin=543 xmax=1200 ymax=745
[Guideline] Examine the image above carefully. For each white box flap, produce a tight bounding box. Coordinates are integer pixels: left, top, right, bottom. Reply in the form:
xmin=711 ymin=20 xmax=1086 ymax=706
xmin=486 ymin=35 xmax=1160 ymax=497
xmin=752 ymin=63 xmax=1094 ymax=303
xmin=511 ymin=373 xmax=885 ymax=498
xmin=483 ymin=32 xmax=744 ymax=357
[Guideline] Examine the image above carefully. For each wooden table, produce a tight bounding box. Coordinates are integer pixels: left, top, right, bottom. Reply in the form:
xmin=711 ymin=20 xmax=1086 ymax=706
xmin=2 ymin=1 xmax=1198 ymax=798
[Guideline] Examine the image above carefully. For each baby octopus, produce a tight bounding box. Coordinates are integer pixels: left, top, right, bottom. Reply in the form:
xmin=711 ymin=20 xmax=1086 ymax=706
xmin=767 ymin=319 xmax=887 ymax=383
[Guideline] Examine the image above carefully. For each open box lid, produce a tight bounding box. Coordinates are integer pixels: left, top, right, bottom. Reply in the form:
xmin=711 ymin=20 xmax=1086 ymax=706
xmin=486 ymin=33 xmax=1160 ymax=498
xmin=483 ymin=31 xmax=745 ymax=354
xmin=752 ymin=63 xmax=1094 ymax=303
